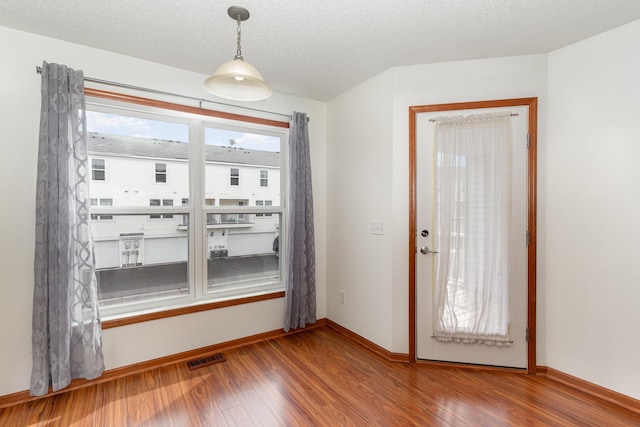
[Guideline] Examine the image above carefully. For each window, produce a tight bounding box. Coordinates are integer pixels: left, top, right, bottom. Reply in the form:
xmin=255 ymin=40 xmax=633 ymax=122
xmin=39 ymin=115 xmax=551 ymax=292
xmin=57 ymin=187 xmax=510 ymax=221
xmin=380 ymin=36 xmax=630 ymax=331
xmin=149 ymin=198 xmax=174 ymax=219
xmin=149 ymin=198 xmax=161 ymax=219
xmin=256 ymin=200 xmax=273 ymax=217
xmin=180 ymin=199 xmax=189 ymax=226
xmin=86 ymin=98 xmax=287 ymax=319
xmin=155 ymin=163 xmax=167 ymax=183
xmin=90 ymin=198 xmax=113 ymax=220
xmin=260 ymin=170 xmax=268 ymax=187
xmin=92 ymin=158 xmax=105 ymax=181
xmin=162 ymin=199 xmax=174 ymax=219
xmin=230 ymin=168 xmax=239 ymax=186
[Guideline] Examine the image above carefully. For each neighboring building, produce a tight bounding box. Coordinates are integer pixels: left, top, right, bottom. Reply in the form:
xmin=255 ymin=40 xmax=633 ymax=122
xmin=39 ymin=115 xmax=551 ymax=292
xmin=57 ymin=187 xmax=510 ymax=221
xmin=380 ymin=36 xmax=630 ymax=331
xmin=87 ymin=133 xmax=281 ymax=270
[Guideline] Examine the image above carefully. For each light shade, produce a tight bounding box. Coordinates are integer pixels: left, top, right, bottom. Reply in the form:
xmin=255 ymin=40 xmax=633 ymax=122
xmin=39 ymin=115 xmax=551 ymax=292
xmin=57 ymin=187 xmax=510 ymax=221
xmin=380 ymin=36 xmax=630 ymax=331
xmin=203 ymin=59 xmax=273 ymax=102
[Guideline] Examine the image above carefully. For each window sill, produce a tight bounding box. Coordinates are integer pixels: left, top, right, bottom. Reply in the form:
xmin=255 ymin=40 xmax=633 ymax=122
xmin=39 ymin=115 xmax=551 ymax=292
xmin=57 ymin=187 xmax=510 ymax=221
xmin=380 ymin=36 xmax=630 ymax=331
xmin=101 ymin=290 xmax=285 ymax=329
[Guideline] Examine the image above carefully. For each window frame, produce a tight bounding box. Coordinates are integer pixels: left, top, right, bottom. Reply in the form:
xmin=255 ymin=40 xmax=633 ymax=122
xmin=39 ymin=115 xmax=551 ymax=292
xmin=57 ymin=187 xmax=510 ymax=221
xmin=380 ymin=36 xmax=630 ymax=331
xmin=230 ymin=167 xmax=240 ymax=186
xmin=85 ymin=92 xmax=289 ymax=325
xmin=155 ymin=162 xmax=167 ymax=183
xmin=91 ymin=158 xmax=106 ymax=181
xmin=260 ymin=170 xmax=269 ymax=187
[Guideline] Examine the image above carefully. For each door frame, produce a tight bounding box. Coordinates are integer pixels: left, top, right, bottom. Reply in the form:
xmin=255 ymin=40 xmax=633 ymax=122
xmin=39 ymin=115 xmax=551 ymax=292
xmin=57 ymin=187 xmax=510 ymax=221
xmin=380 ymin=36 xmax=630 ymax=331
xmin=408 ymin=98 xmax=538 ymax=374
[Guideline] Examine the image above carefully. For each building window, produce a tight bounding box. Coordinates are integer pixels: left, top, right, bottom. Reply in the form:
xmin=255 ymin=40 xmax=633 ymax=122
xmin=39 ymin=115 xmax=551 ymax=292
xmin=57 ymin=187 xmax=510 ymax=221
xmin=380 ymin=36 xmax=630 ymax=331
xmin=149 ymin=198 xmax=173 ymax=219
xmin=230 ymin=168 xmax=239 ymax=186
xmin=155 ymin=163 xmax=167 ymax=183
xmin=92 ymin=159 xmax=105 ymax=181
xmin=256 ymin=200 xmax=273 ymax=217
xmin=162 ymin=198 xmax=174 ymax=219
xmin=90 ymin=198 xmax=113 ymax=220
xmin=260 ymin=170 xmax=268 ymax=187
xmin=180 ymin=199 xmax=189 ymax=226
xmin=86 ymin=98 xmax=286 ymax=319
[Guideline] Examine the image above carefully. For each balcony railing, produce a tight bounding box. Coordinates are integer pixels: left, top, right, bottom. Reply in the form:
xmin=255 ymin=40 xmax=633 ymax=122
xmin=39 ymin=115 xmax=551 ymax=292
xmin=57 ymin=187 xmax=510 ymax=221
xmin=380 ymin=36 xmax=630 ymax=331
xmin=215 ymin=213 xmax=252 ymax=225
xmin=178 ymin=214 xmax=254 ymax=230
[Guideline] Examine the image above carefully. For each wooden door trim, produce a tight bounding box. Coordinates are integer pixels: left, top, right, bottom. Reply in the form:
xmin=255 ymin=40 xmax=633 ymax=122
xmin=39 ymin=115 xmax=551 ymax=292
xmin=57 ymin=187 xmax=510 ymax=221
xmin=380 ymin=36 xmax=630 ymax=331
xmin=408 ymin=98 xmax=538 ymax=374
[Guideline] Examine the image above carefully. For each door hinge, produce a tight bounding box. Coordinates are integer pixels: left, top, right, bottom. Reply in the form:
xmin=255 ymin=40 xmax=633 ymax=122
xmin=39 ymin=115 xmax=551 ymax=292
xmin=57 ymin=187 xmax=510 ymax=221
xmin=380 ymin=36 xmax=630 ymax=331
xmin=526 ymin=326 xmax=530 ymax=342
xmin=526 ymin=133 xmax=530 ymax=149
xmin=526 ymin=230 xmax=530 ymax=246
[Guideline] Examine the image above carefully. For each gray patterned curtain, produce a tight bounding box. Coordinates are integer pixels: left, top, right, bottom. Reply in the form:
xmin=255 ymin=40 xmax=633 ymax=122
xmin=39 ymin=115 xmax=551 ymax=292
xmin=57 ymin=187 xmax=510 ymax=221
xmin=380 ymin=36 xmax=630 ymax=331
xmin=31 ymin=61 xmax=104 ymax=396
xmin=284 ymin=112 xmax=316 ymax=332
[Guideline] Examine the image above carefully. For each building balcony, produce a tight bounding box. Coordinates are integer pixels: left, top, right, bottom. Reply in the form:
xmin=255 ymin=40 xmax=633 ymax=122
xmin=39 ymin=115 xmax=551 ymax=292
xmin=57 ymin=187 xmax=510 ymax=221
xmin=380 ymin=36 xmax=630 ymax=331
xmin=177 ymin=213 xmax=255 ymax=231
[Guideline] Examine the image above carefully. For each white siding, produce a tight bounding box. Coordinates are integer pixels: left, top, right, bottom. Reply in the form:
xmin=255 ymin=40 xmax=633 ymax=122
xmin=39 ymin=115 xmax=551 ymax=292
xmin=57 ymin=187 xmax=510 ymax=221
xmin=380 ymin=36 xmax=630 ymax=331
xmin=144 ymin=237 xmax=188 ymax=265
xmin=227 ymin=232 xmax=277 ymax=257
xmin=95 ymin=240 xmax=119 ymax=269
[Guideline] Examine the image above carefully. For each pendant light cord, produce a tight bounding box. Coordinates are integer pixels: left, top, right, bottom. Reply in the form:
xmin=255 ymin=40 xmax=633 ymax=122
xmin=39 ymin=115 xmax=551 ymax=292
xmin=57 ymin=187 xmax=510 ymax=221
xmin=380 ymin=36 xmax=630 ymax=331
xmin=235 ymin=14 xmax=243 ymax=60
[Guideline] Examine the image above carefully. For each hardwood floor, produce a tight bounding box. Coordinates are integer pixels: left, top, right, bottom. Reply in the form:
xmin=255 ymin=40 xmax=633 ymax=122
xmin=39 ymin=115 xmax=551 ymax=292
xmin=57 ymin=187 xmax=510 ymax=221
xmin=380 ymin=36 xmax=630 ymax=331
xmin=1 ymin=327 xmax=638 ymax=426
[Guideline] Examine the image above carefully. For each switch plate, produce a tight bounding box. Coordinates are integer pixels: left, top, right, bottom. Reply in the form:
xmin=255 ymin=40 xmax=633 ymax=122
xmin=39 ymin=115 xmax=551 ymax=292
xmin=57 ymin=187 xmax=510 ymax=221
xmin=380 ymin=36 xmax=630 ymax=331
xmin=371 ymin=220 xmax=385 ymax=235
xmin=339 ymin=290 xmax=346 ymax=304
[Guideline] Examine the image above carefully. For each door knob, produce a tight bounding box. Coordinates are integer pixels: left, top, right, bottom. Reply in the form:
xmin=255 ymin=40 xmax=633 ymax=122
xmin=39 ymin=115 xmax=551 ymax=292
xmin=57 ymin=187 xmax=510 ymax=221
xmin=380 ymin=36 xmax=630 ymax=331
xmin=420 ymin=246 xmax=439 ymax=255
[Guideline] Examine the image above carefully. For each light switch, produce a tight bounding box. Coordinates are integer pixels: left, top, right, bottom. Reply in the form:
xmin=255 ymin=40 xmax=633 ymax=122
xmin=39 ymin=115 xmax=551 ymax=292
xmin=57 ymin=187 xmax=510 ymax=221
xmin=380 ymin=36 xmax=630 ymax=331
xmin=371 ymin=220 xmax=385 ymax=235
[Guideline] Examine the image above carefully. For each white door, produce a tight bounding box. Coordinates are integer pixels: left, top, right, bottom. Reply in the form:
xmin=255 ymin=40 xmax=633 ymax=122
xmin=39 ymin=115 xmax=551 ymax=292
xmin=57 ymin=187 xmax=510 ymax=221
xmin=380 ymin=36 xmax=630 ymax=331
xmin=416 ymin=106 xmax=529 ymax=368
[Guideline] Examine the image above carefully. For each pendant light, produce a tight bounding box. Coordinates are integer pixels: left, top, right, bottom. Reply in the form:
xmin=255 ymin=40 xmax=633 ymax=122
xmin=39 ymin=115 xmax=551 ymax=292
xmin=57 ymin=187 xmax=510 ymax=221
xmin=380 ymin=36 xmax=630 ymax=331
xmin=203 ymin=6 xmax=272 ymax=101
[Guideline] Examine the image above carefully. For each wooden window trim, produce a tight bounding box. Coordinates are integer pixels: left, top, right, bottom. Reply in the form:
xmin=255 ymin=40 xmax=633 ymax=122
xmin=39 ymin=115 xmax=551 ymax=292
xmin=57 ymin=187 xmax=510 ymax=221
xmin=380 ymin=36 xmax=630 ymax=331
xmin=85 ymin=88 xmax=290 ymax=129
xmin=102 ymin=291 xmax=285 ymax=329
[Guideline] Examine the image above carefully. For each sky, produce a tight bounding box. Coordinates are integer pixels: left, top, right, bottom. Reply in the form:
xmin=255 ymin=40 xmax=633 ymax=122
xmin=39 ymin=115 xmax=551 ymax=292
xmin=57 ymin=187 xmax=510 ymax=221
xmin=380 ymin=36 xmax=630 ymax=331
xmin=86 ymin=111 xmax=281 ymax=152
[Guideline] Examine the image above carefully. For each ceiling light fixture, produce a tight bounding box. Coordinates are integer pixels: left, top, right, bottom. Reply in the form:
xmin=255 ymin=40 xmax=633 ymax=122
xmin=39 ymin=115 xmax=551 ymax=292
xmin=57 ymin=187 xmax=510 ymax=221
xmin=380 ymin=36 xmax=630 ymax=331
xmin=203 ymin=6 xmax=272 ymax=102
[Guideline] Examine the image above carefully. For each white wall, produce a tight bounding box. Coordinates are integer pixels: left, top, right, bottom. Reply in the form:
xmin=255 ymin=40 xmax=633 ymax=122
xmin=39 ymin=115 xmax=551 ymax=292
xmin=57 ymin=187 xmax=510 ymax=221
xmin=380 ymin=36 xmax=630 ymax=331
xmin=546 ymin=19 xmax=640 ymax=400
xmin=327 ymin=70 xmax=396 ymax=349
xmin=0 ymin=25 xmax=326 ymax=396
xmin=327 ymin=19 xmax=640 ymax=401
xmin=327 ymin=54 xmax=548 ymax=357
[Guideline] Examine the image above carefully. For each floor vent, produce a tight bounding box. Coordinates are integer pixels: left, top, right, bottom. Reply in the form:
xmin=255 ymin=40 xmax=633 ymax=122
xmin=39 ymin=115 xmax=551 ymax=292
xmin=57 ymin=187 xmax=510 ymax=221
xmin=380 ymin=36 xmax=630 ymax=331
xmin=187 ymin=353 xmax=226 ymax=370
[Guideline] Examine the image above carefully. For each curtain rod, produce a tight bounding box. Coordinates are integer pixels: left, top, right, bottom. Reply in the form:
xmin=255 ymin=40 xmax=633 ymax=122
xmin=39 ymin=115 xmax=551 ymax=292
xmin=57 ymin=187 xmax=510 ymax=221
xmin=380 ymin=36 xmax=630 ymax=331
xmin=428 ymin=113 xmax=518 ymax=122
xmin=35 ymin=66 xmax=305 ymax=122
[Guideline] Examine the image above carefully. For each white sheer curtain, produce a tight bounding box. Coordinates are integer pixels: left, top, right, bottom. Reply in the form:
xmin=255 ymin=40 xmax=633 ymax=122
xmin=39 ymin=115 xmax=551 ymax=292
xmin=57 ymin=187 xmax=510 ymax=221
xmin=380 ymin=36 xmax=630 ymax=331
xmin=31 ymin=61 xmax=104 ymax=396
xmin=432 ymin=112 xmax=513 ymax=346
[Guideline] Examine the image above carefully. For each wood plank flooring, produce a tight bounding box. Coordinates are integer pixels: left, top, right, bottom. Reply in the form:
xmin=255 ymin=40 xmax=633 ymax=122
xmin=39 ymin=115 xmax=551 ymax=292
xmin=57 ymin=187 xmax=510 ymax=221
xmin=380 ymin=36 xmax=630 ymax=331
xmin=1 ymin=327 xmax=639 ymax=426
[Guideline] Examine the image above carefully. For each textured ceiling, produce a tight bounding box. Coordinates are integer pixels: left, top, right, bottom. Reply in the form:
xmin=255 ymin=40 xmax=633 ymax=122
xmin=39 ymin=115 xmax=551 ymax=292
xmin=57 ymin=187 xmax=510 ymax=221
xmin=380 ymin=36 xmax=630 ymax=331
xmin=2 ymin=0 xmax=640 ymax=101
